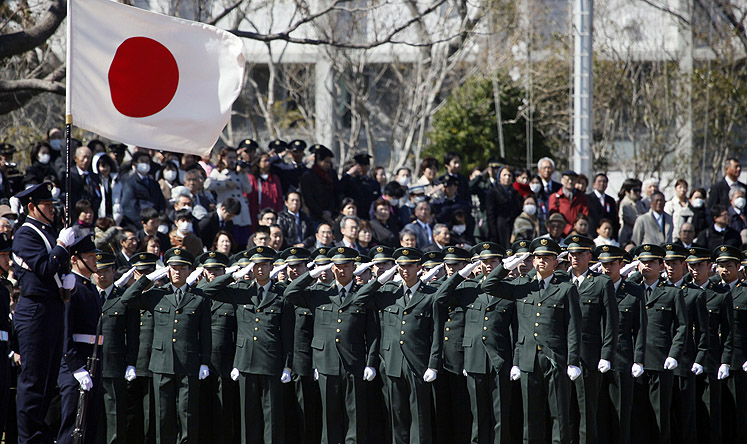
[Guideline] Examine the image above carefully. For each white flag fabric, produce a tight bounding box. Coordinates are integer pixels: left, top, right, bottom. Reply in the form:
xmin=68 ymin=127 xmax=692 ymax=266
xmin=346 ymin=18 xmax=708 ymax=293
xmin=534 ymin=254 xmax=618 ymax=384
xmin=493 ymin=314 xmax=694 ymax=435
xmin=67 ymin=0 xmax=245 ymax=156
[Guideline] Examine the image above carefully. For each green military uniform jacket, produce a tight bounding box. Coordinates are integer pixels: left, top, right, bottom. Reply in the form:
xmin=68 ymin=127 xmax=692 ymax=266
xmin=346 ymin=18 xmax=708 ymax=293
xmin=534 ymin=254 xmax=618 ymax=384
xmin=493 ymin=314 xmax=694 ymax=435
xmin=357 ymin=279 xmax=442 ymax=377
xmin=439 ymin=273 xmax=465 ymax=374
xmin=611 ymin=280 xmax=646 ymax=371
xmin=567 ymin=270 xmax=619 ymax=367
xmin=699 ymin=281 xmax=733 ymax=374
xmin=292 ymin=305 xmax=315 ymax=376
xmin=285 ymin=272 xmax=379 ymax=376
xmin=203 ymin=274 xmax=294 ymax=376
xmin=640 ymin=279 xmax=688 ymax=371
xmin=120 ymin=276 xmax=213 ymax=376
xmin=100 ymin=285 xmax=139 ymax=379
xmin=729 ymin=281 xmax=747 ymax=368
xmin=673 ymin=282 xmax=709 ymax=377
xmin=437 ymin=273 xmax=518 ymax=375
xmin=481 ymin=265 xmax=582 ymax=372
xmin=197 ymin=279 xmax=238 ymax=378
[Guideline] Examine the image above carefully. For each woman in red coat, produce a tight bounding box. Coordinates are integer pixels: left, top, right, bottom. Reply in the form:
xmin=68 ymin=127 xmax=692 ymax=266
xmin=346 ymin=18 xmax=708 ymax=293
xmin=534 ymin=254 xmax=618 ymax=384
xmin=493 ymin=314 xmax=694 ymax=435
xmin=247 ymin=152 xmax=284 ymax=226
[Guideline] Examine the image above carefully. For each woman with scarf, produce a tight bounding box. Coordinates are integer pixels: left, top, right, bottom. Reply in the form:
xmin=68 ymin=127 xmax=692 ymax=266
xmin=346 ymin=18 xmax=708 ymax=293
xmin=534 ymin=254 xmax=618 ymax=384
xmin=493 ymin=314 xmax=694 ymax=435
xmin=247 ymin=152 xmax=284 ymax=226
xmin=299 ymin=145 xmax=339 ymax=225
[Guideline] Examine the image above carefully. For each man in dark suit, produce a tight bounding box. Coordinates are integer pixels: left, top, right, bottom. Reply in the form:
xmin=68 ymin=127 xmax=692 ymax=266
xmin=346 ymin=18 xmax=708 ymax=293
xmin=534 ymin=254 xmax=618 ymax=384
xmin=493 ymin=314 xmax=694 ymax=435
xmin=197 ymin=197 xmax=241 ymax=248
xmin=114 ymin=229 xmax=140 ymax=279
xmin=357 ymin=248 xmax=442 ymax=444
xmin=404 ymin=201 xmax=434 ymax=249
xmin=536 ymin=157 xmax=562 ymax=225
xmin=587 ymin=173 xmax=619 ymax=238
xmin=285 ymin=246 xmax=380 ymax=444
xmin=437 ymin=242 xmax=519 ymax=444
xmin=596 ymin=245 xmax=646 ymax=444
xmin=631 ymin=244 xmax=688 ymax=444
xmin=299 ymin=145 xmax=340 ymax=225
xmin=482 ymin=237 xmax=583 ymax=444
xmin=686 ymin=246 xmax=733 ymax=444
xmin=119 ymin=248 xmax=215 ymax=444
xmin=696 ymin=205 xmax=742 ymax=251
xmin=64 ymin=146 xmax=102 ymax=214
xmin=707 ymin=157 xmax=745 ymax=208
xmin=564 ymin=235 xmax=619 ymax=444
xmin=96 ymin=252 xmax=139 ymax=444
xmin=56 ymin=236 xmax=104 ymax=444
xmin=277 ymin=191 xmax=315 ymax=247
xmin=340 ymin=153 xmax=381 ymax=220
xmin=12 ymin=183 xmax=76 ymax=444
xmin=119 ymin=151 xmax=167 ymax=228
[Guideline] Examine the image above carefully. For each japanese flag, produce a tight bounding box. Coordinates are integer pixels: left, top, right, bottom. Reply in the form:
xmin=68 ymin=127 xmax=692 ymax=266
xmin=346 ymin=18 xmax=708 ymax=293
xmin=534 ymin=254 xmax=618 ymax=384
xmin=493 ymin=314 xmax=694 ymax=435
xmin=67 ymin=0 xmax=245 ymax=156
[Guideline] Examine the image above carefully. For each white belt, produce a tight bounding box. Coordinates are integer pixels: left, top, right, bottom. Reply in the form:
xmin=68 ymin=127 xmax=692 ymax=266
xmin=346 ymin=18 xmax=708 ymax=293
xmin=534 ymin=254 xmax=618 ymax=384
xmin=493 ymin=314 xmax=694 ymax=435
xmin=72 ymin=334 xmax=104 ymax=345
xmin=0 ymin=330 xmax=7 ymax=341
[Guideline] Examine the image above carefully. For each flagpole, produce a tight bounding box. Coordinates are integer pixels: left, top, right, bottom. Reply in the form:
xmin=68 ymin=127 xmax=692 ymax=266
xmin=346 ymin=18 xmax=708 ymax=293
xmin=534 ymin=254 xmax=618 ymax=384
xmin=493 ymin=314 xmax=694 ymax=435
xmin=65 ymin=0 xmax=73 ymax=228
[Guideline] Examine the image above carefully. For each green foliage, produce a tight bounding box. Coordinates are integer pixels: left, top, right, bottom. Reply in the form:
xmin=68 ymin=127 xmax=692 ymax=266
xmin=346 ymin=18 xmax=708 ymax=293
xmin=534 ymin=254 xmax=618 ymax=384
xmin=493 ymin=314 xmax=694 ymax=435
xmin=425 ymin=74 xmax=551 ymax=172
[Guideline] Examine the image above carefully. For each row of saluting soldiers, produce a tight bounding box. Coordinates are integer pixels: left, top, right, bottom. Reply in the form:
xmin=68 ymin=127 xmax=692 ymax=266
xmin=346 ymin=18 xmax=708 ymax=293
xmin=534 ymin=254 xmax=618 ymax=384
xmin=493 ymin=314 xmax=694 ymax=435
xmin=6 ymin=183 xmax=747 ymax=444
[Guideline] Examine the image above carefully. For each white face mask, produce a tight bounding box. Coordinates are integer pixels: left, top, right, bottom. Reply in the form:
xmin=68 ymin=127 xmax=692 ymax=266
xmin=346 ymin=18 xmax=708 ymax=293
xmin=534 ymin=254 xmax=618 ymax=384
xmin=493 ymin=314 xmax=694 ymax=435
xmin=158 ymin=224 xmax=170 ymax=234
xmin=735 ymin=197 xmax=746 ymax=210
xmin=691 ymin=198 xmax=705 ymax=208
xmin=413 ymin=196 xmax=426 ymax=204
xmin=163 ymin=170 xmax=177 ymax=182
xmin=38 ymin=153 xmax=51 ymax=165
xmin=51 ymin=187 xmax=61 ymax=199
xmin=452 ymin=224 xmax=466 ymax=235
xmin=177 ymin=221 xmax=193 ymax=233
xmin=49 ymin=139 xmax=62 ymax=151
xmin=523 ymin=204 xmax=537 ymax=215
xmin=397 ymin=177 xmax=411 ymax=187
xmin=137 ymin=162 xmax=151 ymax=175
xmin=530 ymin=183 xmax=542 ymax=194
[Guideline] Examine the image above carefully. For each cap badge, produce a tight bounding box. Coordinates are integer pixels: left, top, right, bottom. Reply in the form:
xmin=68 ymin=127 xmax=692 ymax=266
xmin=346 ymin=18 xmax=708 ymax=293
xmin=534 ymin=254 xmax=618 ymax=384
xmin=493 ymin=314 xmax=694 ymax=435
xmin=721 ymin=246 xmax=728 ymax=252
xmin=448 ymin=247 xmax=455 ymax=253
xmin=483 ymin=243 xmax=490 ymax=249
xmin=209 ymin=252 xmax=216 ymax=258
xmin=540 ymin=239 xmax=548 ymax=246
xmin=174 ymin=249 xmax=181 ymax=255
xmin=666 ymin=245 xmax=672 ymax=250
xmin=338 ymin=247 xmax=345 ymax=253
xmin=257 ymin=247 xmax=263 ymax=253
xmin=690 ymin=248 xmax=696 ymax=254
xmin=319 ymin=248 xmax=326 ymax=254
xmin=290 ymin=248 xmax=297 ymax=254
xmin=572 ymin=236 xmax=579 ymax=242
xmin=377 ymin=246 xmax=384 ymax=252
xmin=644 ymin=245 xmax=651 ymax=251
xmin=140 ymin=254 xmax=146 ymax=260
xmin=96 ymin=254 xmax=103 ymax=260
xmin=402 ymin=250 xmax=409 ymax=255
xmin=520 ymin=241 xmax=527 ymax=247
xmin=602 ymin=246 xmax=609 ymax=252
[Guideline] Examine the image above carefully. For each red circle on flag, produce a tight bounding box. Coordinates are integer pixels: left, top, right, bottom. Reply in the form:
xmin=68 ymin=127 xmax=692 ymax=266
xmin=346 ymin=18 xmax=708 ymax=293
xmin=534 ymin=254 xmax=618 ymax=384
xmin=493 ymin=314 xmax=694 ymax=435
xmin=108 ymin=37 xmax=179 ymax=118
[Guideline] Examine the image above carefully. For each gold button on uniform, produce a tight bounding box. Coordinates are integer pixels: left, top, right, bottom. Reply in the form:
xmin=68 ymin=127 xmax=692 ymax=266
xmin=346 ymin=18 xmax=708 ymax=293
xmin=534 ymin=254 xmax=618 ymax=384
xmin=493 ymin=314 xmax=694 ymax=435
xmin=336 ymin=329 xmax=341 ymax=333
xmin=482 ymin=336 xmax=486 ymax=341
xmin=338 ymin=319 xmax=342 ymax=323
xmin=483 ymin=326 xmax=488 ymax=331
xmin=173 ymin=329 xmax=177 ymax=333
xmin=255 ymin=318 xmax=259 ymax=322
xmin=445 ymin=327 xmax=450 ymax=332
xmin=253 ymin=337 xmax=258 ymax=341
xmin=254 ymin=327 xmax=258 ymax=331
xmin=335 ymin=338 xmax=340 ymax=343
xmin=537 ymin=303 xmax=542 ymax=307
xmin=485 ymin=317 xmax=489 ymax=321
xmin=174 ymin=320 xmax=178 ymax=323
xmin=339 ymin=309 xmax=343 ymax=313
xmin=172 ymin=339 xmax=176 ymax=343
xmin=536 ymin=313 xmax=541 ymax=317
xmin=400 ymin=340 xmax=404 ymax=344
xmin=534 ymin=333 xmax=538 ymax=337
xmin=401 ymin=330 xmax=405 ymax=335
xmin=402 ymin=321 xmax=406 ymax=325
xmin=535 ymin=323 xmax=539 ymax=327
xmin=445 ymin=337 xmax=449 ymax=341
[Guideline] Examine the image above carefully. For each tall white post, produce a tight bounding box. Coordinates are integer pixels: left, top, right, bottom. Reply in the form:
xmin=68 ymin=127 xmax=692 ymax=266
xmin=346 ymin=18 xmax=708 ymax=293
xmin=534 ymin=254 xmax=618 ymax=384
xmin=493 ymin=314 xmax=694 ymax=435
xmin=572 ymin=0 xmax=593 ymax=178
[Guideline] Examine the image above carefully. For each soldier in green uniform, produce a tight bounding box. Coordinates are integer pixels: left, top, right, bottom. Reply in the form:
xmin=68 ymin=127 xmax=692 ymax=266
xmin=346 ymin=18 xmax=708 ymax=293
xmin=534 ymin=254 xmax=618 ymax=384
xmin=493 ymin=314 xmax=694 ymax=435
xmin=371 ymin=246 xmax=396 ymax=279
xmin=356 ymin=247 xmax=442 ymax=444
xmin=630 ymin=244 xmax=688 ymax=444
xmin=281 ymin=247 xmax=322 ymax=444
xmin=686 ymin=246 xmax=733 ymax=444
xmin=434 ymin=246 xmax=472 ymax=444
xmin=284 ymin=246 xmax=380 ymax=444
xmin=508 ymin=240 xmax=534 ymax=280
xmin=437 ymin=242 xmax=518 ymax=444
xmin=95 ymin=252 xmax=139 ymax=444
xmin=310 ymin=248 xmax=335 ymax=284
xmin=421 ymin=251 xmax=445 ymax=282
xmin=661 ymin=243 xmax=708 ymax=444
xmin=562 ymin=235 xmax=619 ymax=444
xmin=119 ymin=248 xmax=214 ymax=444
xmin=594 ymin=245 xmax=645 ymax=444
xmin=193 ymin=252 xmax=240 ymax=444
xmin=354 ymin=254 xmax=373 ymax=285
xmin=481 ymin=238 xmax=582 ymax=444
xmin=125 ymin=252 xmax=160 ymax=444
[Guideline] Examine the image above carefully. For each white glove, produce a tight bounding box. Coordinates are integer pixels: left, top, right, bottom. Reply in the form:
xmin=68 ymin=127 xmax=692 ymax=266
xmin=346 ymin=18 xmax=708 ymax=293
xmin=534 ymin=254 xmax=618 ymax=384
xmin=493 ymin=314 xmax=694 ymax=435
xmin=459 ymin=261 xmax=481 ymax=278
xmin=420 ymin=264 xmax=444 ymax=282
xmin=718 ymin=364 xmax=730 ymax=380
xmin=631 ymin=363 xmax=644 ymax=378
xmin=74 ymin=368 xmax=93 ymax=391
xmin=198 ymin=365 xmax=210 ymax=380
xmin=598 ymin=359 xmax=611 ymax=373
xmin=557 ymin=251 xmax=568 ymax=261
xmin=620 ymin=260 xmax=640 ymax=277
xmin=270 ymin=264 xmax=288 ymax=279
xmin=691 ymin=362 xmax=704 ymax=375
xmin=423 ymin=368 xmax=438 ymax=383
xmin=230 ymin=368 xmax=240 ymax=381
xmin=225 ymin=265 xmax=240 ymax=274
xmin=567 ymin=365 xmax=581 ymax=381
xmin=314 ymin=368 xmax=319 ymax=381
xmin=743 ymin=361 xmax=747 ymax=372
xmin=503 ymin=252 xmax=531 ymax=271
xmin=115 ymin=267 xmax=137 ymax=287
xmin=186 ymin=267 xmax=204 ymax=286
xmin=281 ymin=368 xmax=291 ymax=383
xmin=363 ymin=366 xmax=377 ymax=381
xmin=377 ymin=266 xmax=399 ymax=284
xmin=61 ymin=273 xmax=76 ymax=290
xmin=664 ymin=357 xmax=678 ymax=370
xmin=124 ymin=365 xmax=136 ymax=382
xmin=510 ymin=366 xmax=521 ymax=381
xmin=57 ymin=227 xmax=76 ymax=247
xmin=232 ymin=263 xmax=255 ymax=280
xmin=354 ymin=262 xmax=374 ymax=276
xmin=146 ymin=267 xmax=169 ymax=281
xmin=590 ymin=262 xmax=603 ymax=272
xmin=462 ymin=369 xmax=468 ymax=377
xmin=309 ymin=263 xmax=333 ymax=279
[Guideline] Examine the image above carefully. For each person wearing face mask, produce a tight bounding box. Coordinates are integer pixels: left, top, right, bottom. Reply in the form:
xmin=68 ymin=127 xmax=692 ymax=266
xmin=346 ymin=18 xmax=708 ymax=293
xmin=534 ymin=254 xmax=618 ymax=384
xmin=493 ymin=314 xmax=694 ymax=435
xmin=205 ymin=146 xmax=253 ymax=244
xmin=448 ymin=210 xmax=474 ymax=246
xmin=47 ymin=127 xmax=64 ymax=159
xmin=727 ymin=186 xmax=747 ymax=233
xmin=157 ymin=162 xmax=181 ymax=202
xmin=24 ymin=142 xmax=59 ymax=185
xmin=688 ymin=188 xmax=708 ymax=234
xmin=172 ymin=209 xmax=204 ymax=257
xmin=511 ymin=194 xmax=541 ymax=243
xmin=120 ymin=151 xmax=167 ymax=228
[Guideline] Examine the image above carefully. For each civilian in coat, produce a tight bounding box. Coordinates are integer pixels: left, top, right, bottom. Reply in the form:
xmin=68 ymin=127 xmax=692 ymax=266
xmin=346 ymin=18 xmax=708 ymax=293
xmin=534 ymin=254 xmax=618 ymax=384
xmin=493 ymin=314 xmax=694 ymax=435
xmin=269 ymin=139 xmax=309 ymax=194
xmin=339 ymin=154 xmax=381 ymax=220
xmin=277 ymin=191 xmax=315 ymax=247
xmin=587 ymin=173 xmax=619 ymax=238
xmin=707 ymin=157 xmax=746 ymax=208
xmin=485 ymin=166 xmax=521 ymax=247
xmin=197 ymin=197 xmax=241 ymax=248
xmin=119 ymin=152 xmax=166 ymax=228
xmin=695 ymin=205 xmax=742 ymax=251
xmin=617 ymin=179 xmax=643 ymax=244
xmin=631 ymin=192 xmax=673 ymax=246
xmin=369 ymin=198 xmax=400 ymax=248
xmin=404 ymin=201 xmax=435 ymax=249
xmin=727 ymin=185 xmax=747 ymax=233
xmin=436 ymin=151 xmax=472 ymax=205
xmin=548 ymin=170 xmax=589 ymax=236
xmin=299 ymin=145 xmax=339 ymax=225
xmin=247 ymin=153 xmax=284 ymax=226
xmin=64 ymin=146 xmax=102 ymax=216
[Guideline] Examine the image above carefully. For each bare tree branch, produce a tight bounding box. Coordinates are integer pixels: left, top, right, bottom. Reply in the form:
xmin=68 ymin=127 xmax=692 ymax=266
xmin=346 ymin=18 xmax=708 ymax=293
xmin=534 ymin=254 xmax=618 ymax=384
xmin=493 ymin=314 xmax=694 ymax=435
xmin=0 ymin=0 xmax=66 ymax=60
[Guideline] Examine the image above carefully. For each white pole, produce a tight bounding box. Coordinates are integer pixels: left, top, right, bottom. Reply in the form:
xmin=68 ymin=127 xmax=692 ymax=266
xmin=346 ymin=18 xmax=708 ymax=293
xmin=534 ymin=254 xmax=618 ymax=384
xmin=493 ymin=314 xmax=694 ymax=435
xmin=572 ymin=0 xmax=592 ymax=178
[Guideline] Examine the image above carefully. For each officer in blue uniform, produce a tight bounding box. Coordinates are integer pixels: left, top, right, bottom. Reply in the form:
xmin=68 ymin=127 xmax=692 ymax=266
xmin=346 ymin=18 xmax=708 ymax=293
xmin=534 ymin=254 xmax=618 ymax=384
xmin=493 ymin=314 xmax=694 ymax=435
xmin=57 ymin=235 xmax=104 ymax=444
xmin=12 ymin=182 xmax=77 ymax=443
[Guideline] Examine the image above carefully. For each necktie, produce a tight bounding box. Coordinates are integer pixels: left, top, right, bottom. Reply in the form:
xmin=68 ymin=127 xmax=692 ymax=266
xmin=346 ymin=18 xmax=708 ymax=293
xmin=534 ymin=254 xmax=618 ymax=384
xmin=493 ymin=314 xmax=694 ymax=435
xmin=539 ymin=280 xmax=545 ymax=290
xmin=175 ymin=288 xmax=183 ymax=305
xmin=258 ymin=287 xmax=265 ymax=305
xmin=404 ymin=289 xmax=412 ymax=305
xmin=340 ymin=288 xmax=347 ymax=303
xmin=100 ymin=290 xmax=107 ymax=304
xmin=646 ymin=287 xmax=652 ymax=302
